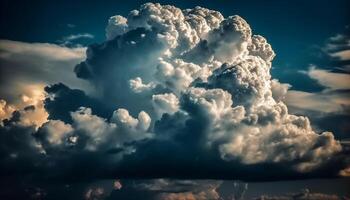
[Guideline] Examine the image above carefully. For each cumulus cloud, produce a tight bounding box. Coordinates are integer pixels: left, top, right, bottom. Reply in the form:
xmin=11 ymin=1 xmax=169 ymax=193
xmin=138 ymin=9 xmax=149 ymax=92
xmin=38 ymin=120 xmax=73 ymax=147
xmin=36 ymin=106 xmax=152 ymax=153
xmin=106 ymin=15 xmax=128 ymax=40
xmin=176 ymin=87 xmax=340 ymax=172
xmin=0 ymin=84 xmax=48 ymax=128
xmin=152 ymin=93 xmax=179 ymax=117
xmin=0 ymin=99 xmax=15 ymax=121
xmin=129 ymin=77 xmax=156 ymax=93
xmin=1 ymin=3 xmax=348 ymax=186
xmin=270 ymin=79 xmax=291 ymax=102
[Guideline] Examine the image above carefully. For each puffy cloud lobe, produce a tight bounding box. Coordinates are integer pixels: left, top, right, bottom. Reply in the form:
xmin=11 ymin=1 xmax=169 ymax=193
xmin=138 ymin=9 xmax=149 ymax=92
xmin=38 ymin=120 xmax=73 ymax=147
xmin=111 ymin=108 xmax=151 ymax=133
xmin=248 ymin=35 xmax=275 ymax=63
xmin=270 ymin=79 xmax=291 ymax=102
xmin=37 ymin=107 xmax=152 ymax=153
xmin=70 ymin=107 xmax=118 ymax=151
xmin=220 ymin=117 xmax=341 ymax=172
xmin=179 ymin=87 xmax=341 ymax=171
xmin=152 ymin=93 xmax=179 ymax=117
xmin=204 ymin=56 xmax=273 ymax=108
xmin=0 ymin=85 xmax=49 ymax=129
xmin=207 ymin=15 xmax=252 ymax=63
xmin=183 ymin=6 xmax=223 ymax=38
xmin=155 ymin=59 xmax=204 ymax=93
xmin=11 ymin=102 xmax=48 ymax=130
xmin=0 ymin=99 xmax=15 ymax=121
xmin=179 ymin=87 xmax=246 ymax=151
xmin=121 ymin=3 xmax=224 ymax=53
xmin=106 ymin=15 xmax=128 ymax=40
xmin=183 ymin=87 xmax=239 ymax=121
xmin=129 ymin=77 xmax=156 ymax=93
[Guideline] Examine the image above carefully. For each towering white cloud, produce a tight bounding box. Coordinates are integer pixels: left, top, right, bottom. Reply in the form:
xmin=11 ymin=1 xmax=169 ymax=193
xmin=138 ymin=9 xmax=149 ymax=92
xmin=96 ymin=3 xmax=342 ymax=173
xmin=1 ymin=3 xmax=347 ymax=182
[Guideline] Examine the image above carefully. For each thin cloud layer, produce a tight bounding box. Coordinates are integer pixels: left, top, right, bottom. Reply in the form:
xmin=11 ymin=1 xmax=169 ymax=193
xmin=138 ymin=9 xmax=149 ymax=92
xmin=0 ymin=3 xmax=349 ymax=187
xmin=286 ymin=66 xmax=350 ymax=114
xmin=0 ymin=40 xmax=90 ymax=104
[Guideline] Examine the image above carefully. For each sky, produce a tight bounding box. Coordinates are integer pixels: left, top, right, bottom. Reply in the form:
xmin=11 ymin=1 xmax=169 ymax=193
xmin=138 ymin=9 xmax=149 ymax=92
xmin=0 ymin=0 xmax=349 ymax=199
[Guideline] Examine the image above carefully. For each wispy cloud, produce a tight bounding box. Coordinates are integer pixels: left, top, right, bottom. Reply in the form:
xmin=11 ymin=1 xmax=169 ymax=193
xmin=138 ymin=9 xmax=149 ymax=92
xmin=58 ymin=33 xmax=94 ymax=46
xmin=302 ymin=66 xmax=350 ymax=90
xmin=62 ymin=33 xmax=94 ymax=41
xmin=0 ymin=40 xmax=89 ymax=104
xmin=286 ymin=66 xmax=350 ymax=114
xmin=331 ymin=49 xmax=350 ymax=61
xmin=286 ymin=30 xmax=350 ymax=115
xmin=67 ymin=23 xmax=76 ymax=28
xmin=323 ymin=31 xmax=350 ymax=62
